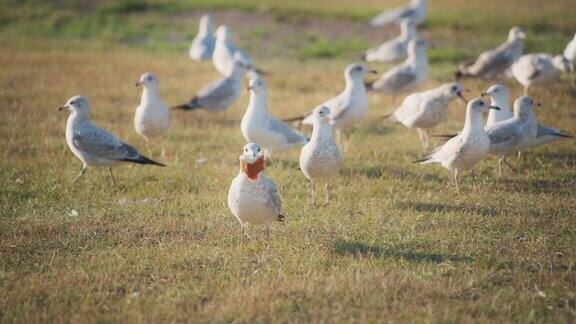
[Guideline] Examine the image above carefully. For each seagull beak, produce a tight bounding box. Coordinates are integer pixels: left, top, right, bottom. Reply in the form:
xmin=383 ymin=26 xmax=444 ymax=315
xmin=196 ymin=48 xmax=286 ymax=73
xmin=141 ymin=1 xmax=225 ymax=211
xmin=135 ymin=82 xmax=141 ymax=87
xmin=480 ymin=92 xmax=489 ymax=98
xmin=536 ymin=102 xmax=542 ymax=107
xmin=490 ymin=106 xmax=501 ymax=110
xmin=247 ymin=86 xmax=253 ymax=91
xmin=370 ymin=69 xmax=378 ymax=74
xmin=58 ymin=106 xmax=67 ymax=112
xmin=457 ymin=92 xmax=468 ymax=103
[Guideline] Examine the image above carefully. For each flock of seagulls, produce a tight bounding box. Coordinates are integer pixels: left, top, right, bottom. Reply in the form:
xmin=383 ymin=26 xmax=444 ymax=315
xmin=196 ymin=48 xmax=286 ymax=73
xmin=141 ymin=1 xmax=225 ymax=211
xmin=57 ymin=1 xmax=576 ymax=240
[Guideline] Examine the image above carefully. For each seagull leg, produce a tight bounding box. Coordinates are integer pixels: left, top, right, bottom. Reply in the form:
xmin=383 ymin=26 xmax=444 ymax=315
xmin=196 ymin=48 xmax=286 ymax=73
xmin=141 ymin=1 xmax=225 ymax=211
xmin=471 ymin=169 xmax=477 ymax=191
xmin=240 ymin=224 xmax=245 ymax=243
xmin=498 ymin=156 xmax=504 ymax=177
xmin=310 ymin=181 xmax=316 ymax=206
xmin=523 ymin=86 xmax=529 ymax=96
xmin=108 ymin=167 xmax=116 ymax=186
xmin=73 ymin=165 xmax=87 ymax=183
xmin=144 ymin=136 xmax=152 ymax=157
xmin=517 ymin=151 xmax=522 ymax=161
xmin=160 ymin=138 xmax=166 ymax=161
xmin=453 ymin=169 xmax=460 ymax=193
xmin=265 ymin=225 xmax=270 ymax=242
xmin=503 ymin=157 xmax=518 ymax=173
xmin=324 ymin=181 xmax=330 ymax=206
xmin=416 ymin=128 xmax=428 ymax=151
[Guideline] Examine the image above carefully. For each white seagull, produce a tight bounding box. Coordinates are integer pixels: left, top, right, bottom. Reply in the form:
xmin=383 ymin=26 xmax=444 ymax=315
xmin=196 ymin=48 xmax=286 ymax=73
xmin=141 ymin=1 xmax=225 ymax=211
xmin=241 ymin=76 xmax=308 ymax=159
xmin=59 ymin=95 xmax=164 ymax=184
xmin=416 ymin=98 xmax=498 ymax=191
xmin=362 ymin=19 xmax=417 ymax=63
xmin=189 ymin=14 xmax=216 ymax=62
xmin=511 ymin=53 xmax=572 ymax=95
xmin=485 ymin=96 xmax=538 ymax=175
xmin=228 ymin=143 xmax=284 ymax=241
xmin=368 ymin=39 xmax=428 ymax=96
xmin=456 ymin=26 xmax=526 ymax=79
xmin=134 ymin=73 xmax=171 ymax=159
xmin=213 ymin=25 xmax=256 ymax=77
xmin=482 ymin=84 xmax=513 ymax=127
xmin=564 ymin=32 xmax=576 ymax=64
xmin=293 ymin=63 xmax=375 ymax=150
xmin=171 ymin=60 xmax=246 ymax=113
xmin=299 ymin=106 xmax=342 ymax=206
xmin=388 ymin=82 xmax=467 ymax=150
xmin=370 ymin=0 xmax=426 ymax=27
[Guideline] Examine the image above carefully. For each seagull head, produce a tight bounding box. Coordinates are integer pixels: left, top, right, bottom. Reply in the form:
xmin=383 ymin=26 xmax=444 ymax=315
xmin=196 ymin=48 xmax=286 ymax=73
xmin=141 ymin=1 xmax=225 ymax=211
xmin=216 ymin=25 xmax=231 ymax=40
xmin=508 ymin=26 xmax=526 ymax=41
xmin=199 ymin=14 xmax=214 ymax=29
xmin=445 ymin=82 xmax=467 ymax=103
xmin=407 ymin=38 xmax=427 ymax=57
xmin=345 ymin=63 xmax=377 ymax=78
xmin=240 ymin=143 xmax=265 ymax=180
xmin=481 ymin=84 xmax=509 ymax=105
xmin=468 ymin=98 xmax=499 ymax=114
xmin=247 ymin=77 xmax=266 ymax=93
xmin=552 ymin=55 xmax=573 ymax=73
xmin=513 ymin=96 xmax=538 ymax=118
xmin=58 ymin=95 xmax=90 ymax=115
xmin=400 ymin=18 xmax=416 ymax=38
xmin=135 ymin=72 xmax=158 ymax=88
xmin=312 ymin=105 xmax=332 ymax=123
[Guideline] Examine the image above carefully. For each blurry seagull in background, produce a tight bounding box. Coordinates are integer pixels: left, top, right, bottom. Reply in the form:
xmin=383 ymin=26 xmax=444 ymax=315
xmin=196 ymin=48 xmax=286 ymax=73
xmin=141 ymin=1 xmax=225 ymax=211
xmin=512 ymin=53 xmax=572 ymax=95
xmin=362 ymin=19 xmax=418 ymax=63
xmin=189 ymin=14 xmax=216 ymax=62
xmin=456 ymin=26 xmax=525 ymax=79
xmin=370 ymin=0 xmax=427 ymax=27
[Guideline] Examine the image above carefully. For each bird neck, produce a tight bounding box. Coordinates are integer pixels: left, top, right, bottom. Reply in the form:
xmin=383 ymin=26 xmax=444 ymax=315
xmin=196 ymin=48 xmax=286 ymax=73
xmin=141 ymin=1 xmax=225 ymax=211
xmin=199 ymin=20 xmax=213 ymax=36
xmin=462 ymin=110 xmax=484 ymax=136
xmin=311 ymin=120 xmax=333 ymax=142
xmin=240 ymin=156 xmax=265 ymax=180
xmin=69 ymin=110 xmax=89 ymax=123
xmin=140 ymin=86 xmax=161 ymax=106
xmin=344 ymin=75 xmax=365 ymax=94
xmin=246 ymin=91 xmax=268 ymax=117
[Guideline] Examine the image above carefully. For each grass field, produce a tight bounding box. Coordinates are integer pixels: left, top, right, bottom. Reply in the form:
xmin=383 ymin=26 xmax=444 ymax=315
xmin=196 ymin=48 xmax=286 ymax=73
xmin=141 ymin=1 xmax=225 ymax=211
xmin=1 ymin=0 xmax=576 ymax=322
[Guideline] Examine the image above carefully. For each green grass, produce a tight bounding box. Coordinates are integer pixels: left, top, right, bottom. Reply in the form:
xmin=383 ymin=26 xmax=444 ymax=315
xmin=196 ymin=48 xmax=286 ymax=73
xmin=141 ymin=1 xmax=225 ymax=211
xmin=1 ymin=0 xmax=576 ymax=322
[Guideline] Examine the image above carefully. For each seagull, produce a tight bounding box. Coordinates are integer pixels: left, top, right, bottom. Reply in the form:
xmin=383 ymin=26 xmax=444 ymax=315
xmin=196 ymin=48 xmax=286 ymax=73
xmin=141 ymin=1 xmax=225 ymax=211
xmin=387 ymin=82 xmax=467 ymax=150
xmin=367 ymin=39 xmax=428 ymax=97
xmin=511 ymin=53 xmax=572 ymax=95
xmin=171 ymin=60 xmax=246 ymax=114
xmin=241 ymin=76 xmax=308 ymax=159
xmin=213 ymin=25 xmax=257 ymax=77
xmin=415 ymin=98 xmax=498 ymax=191
xmin=59 ymin=95 xmax=164 ymax=184
xmin=482 ymin=84 xmax=513 ymax=127
xmin=456 ymin=26 xmax=526 ymax=79
xmin=564 ymin=32 xmax=576 ymax=64
xmin=370 ymin=0 xmax=426 ymax=27
xmin=483 ymin=90 xmax=572 ymax=159
xmin=290 ymin=64 xmax=376 ymax=150
xmin=299 ymin=106 xmax=342 ymax=206
xmin=189 ymin=14 xmax=216 ymax=62
xmin=134 ymin=73 xmax=171 ymax=159
xmin=362 ymin=19 xmax=417 ymax=63
xmin=227 ymin=143 xmax=284 ymax=241
xmin=485 ymin=96 xmax=538 ymax=175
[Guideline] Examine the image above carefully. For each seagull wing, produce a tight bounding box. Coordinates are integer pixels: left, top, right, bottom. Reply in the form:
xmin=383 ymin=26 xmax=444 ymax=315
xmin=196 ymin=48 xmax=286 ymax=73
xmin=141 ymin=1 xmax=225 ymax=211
xmin=72 ymin=125 xmax=140 ymax=161
xmin=266 ymin=117 xmax=307 ymax=144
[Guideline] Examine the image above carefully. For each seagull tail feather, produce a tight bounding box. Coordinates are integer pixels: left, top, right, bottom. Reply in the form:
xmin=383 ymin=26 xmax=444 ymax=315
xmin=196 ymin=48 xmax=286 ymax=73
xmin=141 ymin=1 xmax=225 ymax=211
xmin=412 ymin=157 xmax=430 ymax=163
xmin=124 ymin=155 xmax=166 ymax=167
xmin=171 ymin=97 xmax=201 ymax=110
xmin=431 ymin=134 xmax=458 ymax=140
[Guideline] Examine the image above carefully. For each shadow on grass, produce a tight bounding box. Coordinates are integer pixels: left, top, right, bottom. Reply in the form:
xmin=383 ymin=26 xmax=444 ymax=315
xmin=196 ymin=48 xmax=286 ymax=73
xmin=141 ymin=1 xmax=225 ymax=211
xmin=332 ymin=241 xmax=472 ymax=263
xmin=343 ymin=165 xmax=442 ymax=182
xmin=497 ymin=178 xmax=575 ymax=195
xmin=396 ymin=201 xmax=498 ymax=217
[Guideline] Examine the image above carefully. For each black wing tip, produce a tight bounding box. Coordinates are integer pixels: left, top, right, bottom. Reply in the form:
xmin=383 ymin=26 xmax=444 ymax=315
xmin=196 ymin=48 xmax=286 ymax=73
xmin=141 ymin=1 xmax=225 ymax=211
xmin=123 ymin=155 xmax=166 ymax=167
xmin=364 ymin=81 xmax=374 ymax=91
xmin=171 ymin=97 xmax=201 ymax=110
xmin=412 ymin=158 xmax=428 ymax=163
xmin=277 ymin=214 xmax=285 ymax=222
